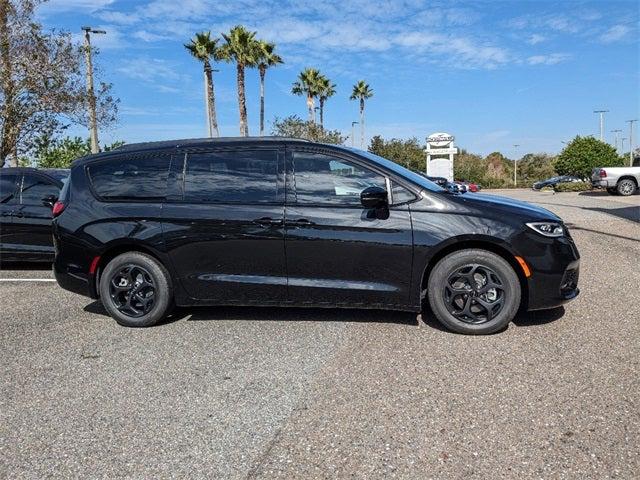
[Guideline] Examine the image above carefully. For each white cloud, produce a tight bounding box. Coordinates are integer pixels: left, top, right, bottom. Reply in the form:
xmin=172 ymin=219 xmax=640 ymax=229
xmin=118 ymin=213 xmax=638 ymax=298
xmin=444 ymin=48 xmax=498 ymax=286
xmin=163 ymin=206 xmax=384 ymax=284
xmin=40 ymin=0 xmax=115 ymax=13
xmin=527 ymin=34 xmax=546 ymax=45
xmin=599 ymin=24 xmax=631 ymax=43
xmin=526 ymin=53 xmax=571 ymax=65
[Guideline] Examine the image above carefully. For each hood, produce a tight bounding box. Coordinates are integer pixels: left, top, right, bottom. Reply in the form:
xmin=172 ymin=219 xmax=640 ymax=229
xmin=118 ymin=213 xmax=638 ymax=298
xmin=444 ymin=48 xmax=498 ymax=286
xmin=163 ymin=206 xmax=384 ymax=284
xmin=452 ymin=192 xmax=561 ymax=221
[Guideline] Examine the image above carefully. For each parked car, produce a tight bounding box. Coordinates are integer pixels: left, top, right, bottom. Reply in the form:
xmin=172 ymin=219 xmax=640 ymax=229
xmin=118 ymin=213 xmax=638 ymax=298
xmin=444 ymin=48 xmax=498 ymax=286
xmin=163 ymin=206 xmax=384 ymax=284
xmin=591 ymin=167 xmax=640 ymax=196
xmin=453 ymin=181 xmax=468 ymax=193
xmin=53 ymin=137 xmax=580 ymax=335
xmin=532 ymin=175 xmax=581 ymax=190
xmin=414 ymin=173 xmax=463 ymax=194
xmin=0 ymin=167 xmax=69 ymax=262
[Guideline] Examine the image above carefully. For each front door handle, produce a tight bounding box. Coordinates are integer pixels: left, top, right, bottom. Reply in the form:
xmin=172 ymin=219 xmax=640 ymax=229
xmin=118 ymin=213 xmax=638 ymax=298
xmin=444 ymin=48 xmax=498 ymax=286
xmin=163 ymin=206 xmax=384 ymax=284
xmin=253 ymin=217 xmax=283 ymax=226
xmin=288 ymin=218 xmax=316 ymax=227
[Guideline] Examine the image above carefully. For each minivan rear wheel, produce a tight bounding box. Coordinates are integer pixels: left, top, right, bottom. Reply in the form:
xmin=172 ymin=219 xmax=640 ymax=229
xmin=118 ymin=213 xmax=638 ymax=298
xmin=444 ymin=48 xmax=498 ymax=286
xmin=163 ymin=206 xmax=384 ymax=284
xmin=99 ymin=252 xmax=173 ymax=327
xmin=427 ymin=249 xmax=521 ymax=334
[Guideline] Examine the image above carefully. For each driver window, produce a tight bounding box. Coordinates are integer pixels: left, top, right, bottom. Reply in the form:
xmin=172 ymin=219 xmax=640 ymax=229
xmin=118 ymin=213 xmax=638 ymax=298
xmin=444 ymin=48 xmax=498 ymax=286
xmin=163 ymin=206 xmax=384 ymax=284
xmin=293 ymin=152 xmax=385 ymax=205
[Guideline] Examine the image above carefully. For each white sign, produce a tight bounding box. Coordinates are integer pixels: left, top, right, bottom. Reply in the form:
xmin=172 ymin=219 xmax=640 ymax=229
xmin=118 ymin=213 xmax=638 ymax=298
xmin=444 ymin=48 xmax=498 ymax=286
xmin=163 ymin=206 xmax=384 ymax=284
xmin=425 ymin=132 xmax=457 ymax=182
xmin=427 ymin=132 xmax=455 ymax=148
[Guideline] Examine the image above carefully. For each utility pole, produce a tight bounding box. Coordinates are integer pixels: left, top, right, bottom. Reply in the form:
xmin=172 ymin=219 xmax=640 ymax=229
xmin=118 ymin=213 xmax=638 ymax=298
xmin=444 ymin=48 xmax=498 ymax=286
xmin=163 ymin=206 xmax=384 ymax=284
xmin=513 ymin=144 xmax=520 ymax=187
xmin=593 ymin=110 xmax=609 ymax=142
xmin=351 ymin=121 xmax=358 ymax=147
xmin=82 ymin=26 xmax=106 ymax=154
xmin=626 ymin=119 xmax=637 ymax=166
xmin=611 ymin=129 xmax=622 ymax=152
xmin=621 ymin=138 xmax=627 ymax=153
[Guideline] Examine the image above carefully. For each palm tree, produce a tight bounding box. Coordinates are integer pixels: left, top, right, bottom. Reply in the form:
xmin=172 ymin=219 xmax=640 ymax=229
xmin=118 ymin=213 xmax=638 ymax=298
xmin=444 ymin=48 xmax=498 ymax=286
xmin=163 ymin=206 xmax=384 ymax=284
xmin=256 ymin=40 xmax=283 ymax=136
xmin=185 ymin=31 xmax=221 ymax=137
xmin=291 ymin=68 xmax=322 ymax=123
xmin=317 ymin=75 xmax=336 ymax=129
xmin=220 ymin=25 xmax=259 ymax=136
xmin=350 ymin=80 xmax=373 ymax=148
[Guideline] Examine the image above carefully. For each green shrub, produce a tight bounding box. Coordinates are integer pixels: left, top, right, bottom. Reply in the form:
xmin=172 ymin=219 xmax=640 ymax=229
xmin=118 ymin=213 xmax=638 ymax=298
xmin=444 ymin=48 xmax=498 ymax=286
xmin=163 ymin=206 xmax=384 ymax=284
xmin=553 ymin=181 xmax=591 ymax=192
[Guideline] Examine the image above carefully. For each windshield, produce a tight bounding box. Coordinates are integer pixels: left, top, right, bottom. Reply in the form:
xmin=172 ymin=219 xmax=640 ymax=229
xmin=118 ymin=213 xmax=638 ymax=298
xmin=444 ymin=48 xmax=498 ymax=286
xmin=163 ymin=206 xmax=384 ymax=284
xmin=345 ymin=148 xmax=446 ymax=193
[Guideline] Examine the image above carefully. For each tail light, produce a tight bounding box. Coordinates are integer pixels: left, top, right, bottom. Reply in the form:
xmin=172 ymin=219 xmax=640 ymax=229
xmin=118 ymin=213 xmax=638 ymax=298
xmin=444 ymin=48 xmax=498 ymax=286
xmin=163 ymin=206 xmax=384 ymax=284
xmin=599 ymin=169 xmax=607 ymax=178
xmin=52 ymin=201 xmax=66 ymax=217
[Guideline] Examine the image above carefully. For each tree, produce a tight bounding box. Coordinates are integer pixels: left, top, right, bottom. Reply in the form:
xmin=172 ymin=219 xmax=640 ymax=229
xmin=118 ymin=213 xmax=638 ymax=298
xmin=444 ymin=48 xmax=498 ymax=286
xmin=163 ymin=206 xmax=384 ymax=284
xmin=554 ymin=136 xmax=624 ymax=179
xmin=350 ymin=80 xmax=373 ymax=149
xmin=291 ymin=68 xmax=322 ymax=123
xmin=219 ymin=25 xmax=258 ymax=136
xmin=368 ymin=135 xmax=425 ymax=171
xmin=0 ymin=0 xmax=118 ymax=167
xmin=316 ymin=75 xmax=336 ymax=129
xmin=271 ymin=115 xmax=346 ymax=144
xmin=185 ymin=31 xmax=221 ymax=137
xmin=34 ymin=135 xmax=123 ymax=168
xmin=255 ymin=40 xmax=283 ymax=136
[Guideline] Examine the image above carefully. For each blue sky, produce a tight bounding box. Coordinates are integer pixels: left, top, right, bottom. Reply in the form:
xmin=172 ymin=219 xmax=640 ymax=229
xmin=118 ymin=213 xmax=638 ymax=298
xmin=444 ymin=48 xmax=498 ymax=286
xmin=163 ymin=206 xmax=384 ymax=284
xmin=38 ymin=0 xmax=639 ymax=157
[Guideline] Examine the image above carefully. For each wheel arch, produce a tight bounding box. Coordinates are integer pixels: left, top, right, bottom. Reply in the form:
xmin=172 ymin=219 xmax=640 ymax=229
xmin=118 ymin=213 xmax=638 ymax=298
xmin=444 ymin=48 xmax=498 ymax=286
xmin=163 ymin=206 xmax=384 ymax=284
xmin=92 ymin=242 xmax=172 ymax=297
xmin=617 ymin=175 xmax=638 ymax=187
xmin=419 ymin=238 xmax=529 ymax=311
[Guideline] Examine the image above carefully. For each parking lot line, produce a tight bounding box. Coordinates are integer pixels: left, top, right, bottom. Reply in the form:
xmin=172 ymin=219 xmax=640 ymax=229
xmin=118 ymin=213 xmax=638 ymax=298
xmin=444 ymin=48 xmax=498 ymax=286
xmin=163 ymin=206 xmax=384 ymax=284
xmin=0 ymin=278 xmax=57 ymax=282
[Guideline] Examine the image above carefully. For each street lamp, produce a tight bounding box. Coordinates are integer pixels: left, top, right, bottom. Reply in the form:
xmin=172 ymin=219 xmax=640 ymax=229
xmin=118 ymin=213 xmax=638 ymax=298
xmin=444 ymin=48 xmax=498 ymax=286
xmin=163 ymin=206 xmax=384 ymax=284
xmin=513 ymin=144 xmax=520 ymax=187
xmin=351 ymin=121 xmax=359 ymax=147
xmin=593 ymin=110 xmax=609 ymax=142
xmin=81 ymin=26 xmax=106 ymax=154
xmin=611 ymin=129 xmax=622 ymax=152
xmin=626 ymin=119 xmax=637 ymax=166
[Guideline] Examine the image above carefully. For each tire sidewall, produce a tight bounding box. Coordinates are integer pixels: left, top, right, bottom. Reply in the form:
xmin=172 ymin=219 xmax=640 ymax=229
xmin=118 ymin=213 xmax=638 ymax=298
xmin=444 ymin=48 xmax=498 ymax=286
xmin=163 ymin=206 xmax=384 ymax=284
xmin=427 ymin=249 xmax=521 ymax=335
xmin=99 ymin=252 xmax=172 ymax=327
xmin=617 ymin=179 xmax=636 ymax=196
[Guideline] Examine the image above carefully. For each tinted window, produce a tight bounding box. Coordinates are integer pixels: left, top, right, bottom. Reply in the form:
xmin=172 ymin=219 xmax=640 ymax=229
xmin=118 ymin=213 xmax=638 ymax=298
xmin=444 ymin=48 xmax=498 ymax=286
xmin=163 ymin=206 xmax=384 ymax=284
xmin=0 ymin=173 xmax=19 ymax=204
xmin=20 ymin=175 xmax=59 ymax=205
xmin=293 ymin=152 xmax=386 ymax=205
xmin=391 ymin=182 xmax=416 ymax=204
xmin=183 ymin=150 xmax=278 ymax=203
xmin=89 ymin=157 xmax=170 ymax=201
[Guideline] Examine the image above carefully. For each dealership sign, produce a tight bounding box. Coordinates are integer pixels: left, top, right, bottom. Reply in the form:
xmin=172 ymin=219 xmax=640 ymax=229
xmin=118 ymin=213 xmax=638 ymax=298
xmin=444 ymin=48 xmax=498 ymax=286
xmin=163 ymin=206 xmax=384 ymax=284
xmin=426 ymin=132 xmax=457 ymax=181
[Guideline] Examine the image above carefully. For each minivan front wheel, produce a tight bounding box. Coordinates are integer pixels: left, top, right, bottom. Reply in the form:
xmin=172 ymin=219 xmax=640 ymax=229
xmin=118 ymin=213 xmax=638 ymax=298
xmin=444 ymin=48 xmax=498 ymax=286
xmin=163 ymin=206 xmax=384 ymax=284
xmin=427 ymin=249 xmax=521 ymax=334
xmin=99 ymin=252 xmax=173 ymax=327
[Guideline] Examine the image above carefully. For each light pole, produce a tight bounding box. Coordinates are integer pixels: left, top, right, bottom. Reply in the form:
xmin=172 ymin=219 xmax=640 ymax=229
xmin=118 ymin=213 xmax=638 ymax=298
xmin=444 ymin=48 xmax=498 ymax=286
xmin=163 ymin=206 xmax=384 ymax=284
xmin=351 ymin=121 xmax=359 ymax=147
xmin=626 ymin=119 xmax=637 ymax=166
xmin=513 ymin=144 xmax=520 ymax=187
xmin=621 ymin=137 xmax=627 ymax=153
xmin=611 ymin=129 xmax=622 ymax=152
xmin=593 ymin=110 xmax=609 ymax=142
xmin=82 ymin=26 xmax=106 ymax=154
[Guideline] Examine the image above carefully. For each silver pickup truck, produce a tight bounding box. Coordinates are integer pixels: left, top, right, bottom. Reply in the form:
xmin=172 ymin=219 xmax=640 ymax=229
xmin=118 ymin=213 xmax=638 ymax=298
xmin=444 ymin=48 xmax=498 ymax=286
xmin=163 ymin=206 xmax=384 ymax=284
xmin=591 ymin=167 xmax=640 ymax=196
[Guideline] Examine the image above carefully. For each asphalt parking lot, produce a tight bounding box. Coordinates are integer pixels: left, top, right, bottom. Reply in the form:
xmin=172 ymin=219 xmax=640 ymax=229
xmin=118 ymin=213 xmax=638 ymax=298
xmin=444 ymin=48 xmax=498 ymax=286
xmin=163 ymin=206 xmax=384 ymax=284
xmin=1 ymin=189 xmax=638 ymax=479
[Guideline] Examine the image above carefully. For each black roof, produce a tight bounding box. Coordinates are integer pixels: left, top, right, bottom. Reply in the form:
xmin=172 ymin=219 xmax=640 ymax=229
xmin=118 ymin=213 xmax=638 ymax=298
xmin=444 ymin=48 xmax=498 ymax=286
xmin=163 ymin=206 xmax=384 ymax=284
xmin=114 ymin=136 xmax=310 ymax=152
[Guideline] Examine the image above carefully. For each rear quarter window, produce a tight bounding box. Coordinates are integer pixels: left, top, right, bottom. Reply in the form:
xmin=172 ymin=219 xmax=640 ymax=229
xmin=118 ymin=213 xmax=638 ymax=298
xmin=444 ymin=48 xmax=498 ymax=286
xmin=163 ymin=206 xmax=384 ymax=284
xmin=88 ymin=156 xmax=170 ymax=201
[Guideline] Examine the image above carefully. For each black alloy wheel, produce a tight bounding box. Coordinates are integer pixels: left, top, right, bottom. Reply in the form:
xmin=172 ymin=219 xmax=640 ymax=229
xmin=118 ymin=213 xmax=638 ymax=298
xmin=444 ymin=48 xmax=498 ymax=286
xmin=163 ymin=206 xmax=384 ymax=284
xmin=109 ymin=264 xmax=156 ymax=318
xmin=443 ymin=264 xmax=505 ymax=324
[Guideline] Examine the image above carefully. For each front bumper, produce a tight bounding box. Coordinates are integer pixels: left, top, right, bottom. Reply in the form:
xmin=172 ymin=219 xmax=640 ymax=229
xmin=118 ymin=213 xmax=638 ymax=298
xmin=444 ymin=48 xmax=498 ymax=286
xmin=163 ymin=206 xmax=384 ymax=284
xmin=521 ymin=230 xmax=581 ymax=311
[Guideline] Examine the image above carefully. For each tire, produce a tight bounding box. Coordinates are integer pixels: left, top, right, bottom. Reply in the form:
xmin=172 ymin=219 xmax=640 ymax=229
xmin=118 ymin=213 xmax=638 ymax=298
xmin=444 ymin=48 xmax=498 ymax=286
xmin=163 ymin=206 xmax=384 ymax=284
xmin=606 ymin=187 xmax=618 ymax=195
xmin=427 ymin=249 xmax=521 ymax=335
xmin=99 ymin=252 xmax=173 ymax=327
xmin=616 ymin=179 xmax=637 ymax=196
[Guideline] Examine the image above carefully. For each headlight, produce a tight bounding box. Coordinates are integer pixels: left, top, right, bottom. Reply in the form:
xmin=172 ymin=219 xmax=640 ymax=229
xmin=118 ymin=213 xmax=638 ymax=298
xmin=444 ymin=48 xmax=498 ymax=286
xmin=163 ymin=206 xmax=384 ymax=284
xmin=526 ymin=222 xmax=564 ymax=237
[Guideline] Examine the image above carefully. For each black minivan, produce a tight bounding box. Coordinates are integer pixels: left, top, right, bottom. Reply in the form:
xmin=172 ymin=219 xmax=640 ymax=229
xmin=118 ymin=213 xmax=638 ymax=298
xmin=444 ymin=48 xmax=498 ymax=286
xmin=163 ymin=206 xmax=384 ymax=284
xmin=1 ymin=167 xmax=68 ymax=262
xmin=53 ymin=138 xmax=579 ymax=334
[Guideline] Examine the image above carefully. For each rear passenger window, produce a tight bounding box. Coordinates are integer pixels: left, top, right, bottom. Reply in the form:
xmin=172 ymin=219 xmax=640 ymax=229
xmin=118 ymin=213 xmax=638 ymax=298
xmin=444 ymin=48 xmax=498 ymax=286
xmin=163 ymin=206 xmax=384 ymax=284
xmin=183 ymin=150 xmax=278 ymax=203
xmin=0 ymin=174 xmax=19 ymax=204
xmin=20 ymin=175 xmax=59 ymax=205
xmin=89 ymin=157 xmax=170 ymax=201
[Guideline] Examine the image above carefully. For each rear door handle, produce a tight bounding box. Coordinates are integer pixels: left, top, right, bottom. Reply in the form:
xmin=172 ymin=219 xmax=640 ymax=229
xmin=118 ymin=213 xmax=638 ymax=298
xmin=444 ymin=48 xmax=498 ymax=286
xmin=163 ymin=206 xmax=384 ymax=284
xmin=253 ymin=217 xmax=283 ymax=226
xmin=288 ymin=218 xmax=316 ymax=227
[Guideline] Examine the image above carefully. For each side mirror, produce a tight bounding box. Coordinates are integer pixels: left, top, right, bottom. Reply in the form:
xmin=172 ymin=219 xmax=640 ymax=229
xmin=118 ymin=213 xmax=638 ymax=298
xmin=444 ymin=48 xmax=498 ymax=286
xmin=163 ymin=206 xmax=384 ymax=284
xmin=42 ymin=194 xmax=57 ymax=207
xmin=360 ymin=186 xmax=388 ymax=209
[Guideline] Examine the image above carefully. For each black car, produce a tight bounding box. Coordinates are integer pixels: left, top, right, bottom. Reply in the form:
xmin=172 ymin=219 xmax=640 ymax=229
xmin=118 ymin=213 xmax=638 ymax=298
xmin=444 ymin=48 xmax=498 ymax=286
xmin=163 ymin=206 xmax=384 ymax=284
xmin=0 ymin=167 xmax=68 ymax=262
xmin=532 ymin=175 xmax=581 ymax=190
xmin=416 ymin=173 xmax=463 ymax=193
xmin=53 ymin=138 xmax=580 ymax=334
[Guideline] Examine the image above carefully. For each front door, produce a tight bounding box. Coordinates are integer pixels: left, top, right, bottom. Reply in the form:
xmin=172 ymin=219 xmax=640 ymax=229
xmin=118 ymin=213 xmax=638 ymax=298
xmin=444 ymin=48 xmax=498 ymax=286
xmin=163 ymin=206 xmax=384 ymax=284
xmin=284 ymin=148 xmax=414 ymax=308
xmin=0 ymin=172 xmax=20 ymax=256
xmin=162 ymin=147 xmax=287 ymax=304
xmin=12 ymin=173 xmax=60 ymax=257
